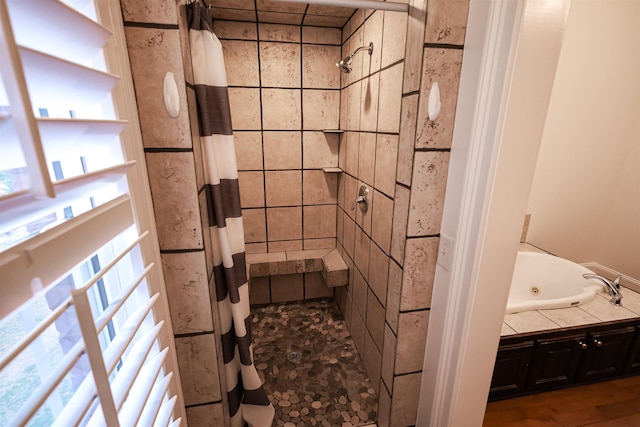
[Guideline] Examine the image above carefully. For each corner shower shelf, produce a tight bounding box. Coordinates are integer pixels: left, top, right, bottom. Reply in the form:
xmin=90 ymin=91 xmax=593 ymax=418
xmin=322 ymin=167 xmax=342 ymax=173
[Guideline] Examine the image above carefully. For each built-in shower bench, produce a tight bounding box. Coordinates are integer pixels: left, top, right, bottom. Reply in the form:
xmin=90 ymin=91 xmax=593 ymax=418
xmin=246 ymin=248 xmax=348 ymax=287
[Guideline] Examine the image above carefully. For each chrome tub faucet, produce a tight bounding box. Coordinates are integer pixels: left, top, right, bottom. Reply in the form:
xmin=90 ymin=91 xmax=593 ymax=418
xmin=583 ymin=273 xmax=623 ymax=306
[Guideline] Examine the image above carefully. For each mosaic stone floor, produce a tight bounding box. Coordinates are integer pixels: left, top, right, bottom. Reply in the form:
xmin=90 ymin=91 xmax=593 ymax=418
xmin=252 ymin=299 xmax=378 ymax=427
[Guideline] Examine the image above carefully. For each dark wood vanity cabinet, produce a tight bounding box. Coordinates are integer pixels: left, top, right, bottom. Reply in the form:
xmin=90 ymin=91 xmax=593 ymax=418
xmin=489 ymin=320 xmax=640 ymax=401
xmin=576 ymin=327 xmax=635 ymax=381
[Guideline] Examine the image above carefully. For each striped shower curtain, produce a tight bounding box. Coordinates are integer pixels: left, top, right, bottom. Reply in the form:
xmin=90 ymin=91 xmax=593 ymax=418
xmin=186 ymin=3 xmax=274 ymax=426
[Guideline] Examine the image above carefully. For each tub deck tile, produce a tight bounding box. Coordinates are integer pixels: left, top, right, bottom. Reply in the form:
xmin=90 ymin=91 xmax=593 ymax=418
xmin=501 ymin=323 xmax=517 ymax=336
xmin=504 ymin=310 xmax=560 ymax=334
xmin=617 ymin=286 xmax=640 ymax=316
xmin=579 ymin=294 xmax=639 ymax=322
xmin=538 ymin=306 xmax=601 ymax=329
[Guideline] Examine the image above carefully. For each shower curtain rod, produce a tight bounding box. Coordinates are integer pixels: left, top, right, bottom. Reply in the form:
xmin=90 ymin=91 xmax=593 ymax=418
xmin=275 ymin=0 xmax=409 ymax=13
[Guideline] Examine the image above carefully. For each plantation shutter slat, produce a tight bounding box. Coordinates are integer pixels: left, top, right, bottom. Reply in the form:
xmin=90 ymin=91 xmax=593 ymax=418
xmin=8 ymin=0 xmax=111 ymax=64
xmin=138 ymin=373 xmax=174 ymax=426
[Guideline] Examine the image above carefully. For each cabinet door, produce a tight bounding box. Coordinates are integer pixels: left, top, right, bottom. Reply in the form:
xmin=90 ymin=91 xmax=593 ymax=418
xmin=624 ymin=326 xmax=640 ymax=374
xmin=489 ymin=340 xmax=534 ymax=400
xmin=526 ymin=334 xmax=585 ymax=391
xmin=577 ymin=327 xmax=635 ymax=382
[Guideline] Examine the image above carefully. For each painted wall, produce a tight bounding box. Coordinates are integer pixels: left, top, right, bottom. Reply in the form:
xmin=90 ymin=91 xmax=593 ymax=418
xmin=526 ymin=0 xmax=640 ymax=280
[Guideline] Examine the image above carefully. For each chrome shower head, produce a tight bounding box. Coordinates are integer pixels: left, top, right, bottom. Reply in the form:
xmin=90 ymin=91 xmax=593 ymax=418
xmin=336 ymin=42 xmax=374 ymax=74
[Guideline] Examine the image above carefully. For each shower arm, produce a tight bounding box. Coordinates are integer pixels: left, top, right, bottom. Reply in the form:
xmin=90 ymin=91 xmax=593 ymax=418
xmin=348 ymin=43 xmax=374 ymax=61
xmin=337 ymin=42 xmax=374 ymax=73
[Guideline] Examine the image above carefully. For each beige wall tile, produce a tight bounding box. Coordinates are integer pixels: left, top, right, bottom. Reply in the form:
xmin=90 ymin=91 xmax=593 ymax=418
xmin=211 ymin=8 xmax=256 ymax=22
xmin=303 ymin=14 xmax=349 ymax=28
xmin=340 ymin=87 xmax=348 ymax=130
xmin=198 ymin=191 xmax=214 ymax=277
xmin=390 ymin=184 xmax=410 ymax=265
xmin=348 ymin=27 xmax=365 ymax=84
xmin=267 ymin=207 xmax=302 ymax=240
xmin=210 ymin=0 xmax=254 ymax=9
xmin=360 ymin=74 xmax=380 ymax=132
xmin=263 ymin=131 xmax=301 ymax=170
xmin=374 ymin=134 xmax=398 ymax=197
xmin=229 ymin=87 xmax=261 ymax=130
xmin=386 ymin=260 xmax=402 ymax=334
xmin=354 ymin=226 xmax=371 ymax=282
xmin=304 ymin=238 xmax=336 ymax=250
xmin=303 ymin=170 xmax=338 ymax=205
xmin=353 ymin=265 xmax=368 ymax=318
xmin=343 ymin=214 xmax=356 ymax=260
xmin=186 ymin=87 xmax=203 ymax=184
xmin=366 ymin=288 xmax=385 ymax=351
xmin=425 ymin=0 xmax=470 ymax=45
xmin=368 ymin=242 xmax=389 ymax=306
xmin=234 ymin=131 xmax=263 ymax=171
xmin=345 ymin=132 xmax=360 ymax=176
xmin=258 ymin=23 xmax=300 ymax=42
xmin=262 ymin=89 xmax=301 ymax=130
xmin=260 ymin=42 xmax=301 ymax=87
xmin=397 ymin=95 xmax=418 ymax=186
xmin=302 ymin=131 xmax=339 ymax=168
xmin=303 ymin=90 xmax=340 ymax=130
xmin=372 ymin=190 xmax=393 ymax=254
xmin=257 ymin=0 xmax=305 ymax=13
xmin=175 ymin=334 xmax=221 ymax=405
xmin=121 ymin=0 xmax=177 ymax=23
xmin=350 ymin=9 xmax=366 ymax=34
xmin=249 ymin=276 xmax=271 ymax=305
xmin=221 ymin=40 xmax=259 ymax=87
xmin=265 ymin=170 xmax=302 ymax=206
xmin=344 ymin=174 xmax=358 ymax=221
xmin=305 ymin=272 xmax=334 ymax=299
xmin=126 ymin=28 xmax=190 ymax=149
xmin=402 ymin=237 xmax=439 ymax=310
xmin=257 ymin=11 xmax=304 ymax=25
xmin=381 ymin=324 xmax=396 ymax=392
xmin=378 ymin=380 xmax=392 ymax=427
xmin=306 ymin=4 xmax=354 ymax=17
xmin=363 ymin=11 xmax=383 ymax=74
xmin=214 ymin=21 xmax=258 ymax=40
xmin=416 ymin=48 xmax=463 ymax=149
xmin=302 ymin=26 xmax=341 ymax=45
xmin=351 ymin=303 xmax=366 ymax=356
xmin=390 ymin=373 xmax=422 ymax=426
xmin=364 ymin=330 xmax=383 ymax=393
xmin=186 ymin=402 xmax=225 ymax=427
xmin=271 ymin=274 xmax=304 ymax=302
xmin=382 ymin=11 xmax=408 ymax=69
xmin=303 ymin=205 xmax=337 ymax=239
xmin=238 ymin=171 xmax=265 ymax=208
xmin=357 ymin=133 xmax=376 ymax=186
xmin=162 ymin=251 xmax=213 ymax=334
xmin=407 ymin=151 xmax=449 ymax=236
xmin=395 ymin=311 xmax=429 ymax=374
xmin=242 ymin=208 xmax=267 ymax=243
xmin=403 ymin=0 xmax=427 ymax=94
xmin=246 ymin=242 xmax=267 ymax=254
xmin=146 ymin=152 xmax=202 ymax=250
xmin=347 ymin=80 xmax=362 ymax=131
xmin=302 ymin=45 xmax=341 ymax=89
xmin=377 ymin=63 xmax=404 ymax=133
xmin=338 ymin=170 xmax=346 ymax=209
xmin=269 ymin=240 xmax=302 ymax=252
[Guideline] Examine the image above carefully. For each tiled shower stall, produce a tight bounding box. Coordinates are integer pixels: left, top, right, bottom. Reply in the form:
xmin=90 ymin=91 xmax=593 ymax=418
xmin=119 ymin=0 xmax=470 ymax=425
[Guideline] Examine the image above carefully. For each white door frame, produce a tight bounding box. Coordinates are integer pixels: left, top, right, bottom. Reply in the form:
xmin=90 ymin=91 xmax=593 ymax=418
xmin=416 ymin=0 xmax=572 ymax=425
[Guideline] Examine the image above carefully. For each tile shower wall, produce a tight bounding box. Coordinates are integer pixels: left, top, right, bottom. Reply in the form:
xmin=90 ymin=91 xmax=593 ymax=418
xmin=212 ymin=19 xmax=343 ymax=254
xmin=120 ymin=1 xmax=227 ymax=426
xmin=334 ymin=1 xmax=470 ymax=426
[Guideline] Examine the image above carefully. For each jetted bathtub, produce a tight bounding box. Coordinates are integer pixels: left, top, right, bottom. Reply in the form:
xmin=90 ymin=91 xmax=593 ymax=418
xmin=505 ymin=251 xmax=605 ymax=314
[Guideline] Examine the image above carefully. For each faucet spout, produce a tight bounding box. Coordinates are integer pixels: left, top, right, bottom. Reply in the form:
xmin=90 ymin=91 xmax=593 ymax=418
xmin=583 ymin=273 xmax=623 ymax=306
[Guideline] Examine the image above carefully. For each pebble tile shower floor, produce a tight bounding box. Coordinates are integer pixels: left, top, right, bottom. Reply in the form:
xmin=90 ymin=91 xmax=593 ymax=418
xmin=252 ymin=299 xmax=378 ymax=426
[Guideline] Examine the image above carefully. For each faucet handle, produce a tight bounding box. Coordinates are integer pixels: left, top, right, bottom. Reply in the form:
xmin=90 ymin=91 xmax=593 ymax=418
xmin=613 ymin=275 xmax=621 ymax=290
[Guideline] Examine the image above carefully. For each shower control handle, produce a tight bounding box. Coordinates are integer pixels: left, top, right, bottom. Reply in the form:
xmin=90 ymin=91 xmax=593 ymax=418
xmin=351 ymin=185 xmax=370 ymax=212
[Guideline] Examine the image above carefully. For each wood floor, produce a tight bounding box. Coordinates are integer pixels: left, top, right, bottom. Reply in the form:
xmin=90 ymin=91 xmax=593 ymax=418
xmin=483 ymin=375 xmax=640 ymax=426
